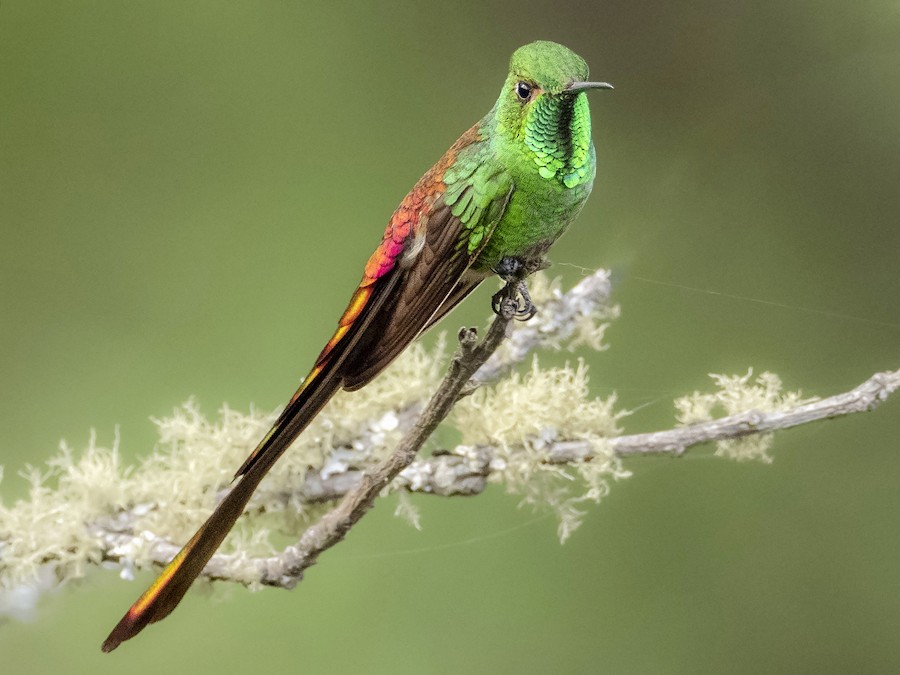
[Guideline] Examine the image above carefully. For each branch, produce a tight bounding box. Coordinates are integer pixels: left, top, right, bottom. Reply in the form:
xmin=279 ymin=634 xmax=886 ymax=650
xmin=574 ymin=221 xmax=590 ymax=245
xmin=471 ymin=268 xmax=614 ymax=383
xmin=97 ymin=304 xmax=517 ymax=587
xmin=92 ymin=367 xmax=900 ymax=587
xmin=256 ymin=309 xmax=514 ymax=588
xmin=51 ymin=270 xmax=615 ymax=589
xmin=2 ymin=268 xmax=897 ymax=604
xmin=608 ymin=368 xmax=900 ymax=457
xmin=233 ymin=366 xmax=900 ymax=498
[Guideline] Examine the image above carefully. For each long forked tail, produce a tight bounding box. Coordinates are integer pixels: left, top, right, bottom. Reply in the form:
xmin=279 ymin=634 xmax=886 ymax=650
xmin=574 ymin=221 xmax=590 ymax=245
xmin=101 ymin=367 xmax=342 ymax=652
xmin=102 ymin=269 xmax=405 ymax=652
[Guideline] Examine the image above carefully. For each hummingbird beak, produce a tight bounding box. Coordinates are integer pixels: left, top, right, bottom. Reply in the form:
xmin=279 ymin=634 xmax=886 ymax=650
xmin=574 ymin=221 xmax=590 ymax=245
xmin=567 ymin=81 xmax=614 ymax=92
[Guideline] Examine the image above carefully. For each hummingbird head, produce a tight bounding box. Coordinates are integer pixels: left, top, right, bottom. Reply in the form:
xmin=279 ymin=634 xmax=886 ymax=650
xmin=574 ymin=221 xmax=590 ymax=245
xmin=494 ymin=41 xmax=612 ymax=188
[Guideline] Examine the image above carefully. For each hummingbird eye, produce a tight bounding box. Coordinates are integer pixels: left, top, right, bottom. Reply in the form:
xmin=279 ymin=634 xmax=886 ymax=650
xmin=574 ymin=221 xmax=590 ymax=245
xmin=515 ymin=81 xmax=533 ymax=101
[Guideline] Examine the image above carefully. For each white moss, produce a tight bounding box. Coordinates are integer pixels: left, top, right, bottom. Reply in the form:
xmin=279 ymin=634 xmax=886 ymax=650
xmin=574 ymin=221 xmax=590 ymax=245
xmin=675 ymin=369 xmax=810 ymax=462
xmin=1 ymin=293 xmax=801 ymax=619
xmin=453 ymin=357 xmax=629 ymax=542
xmin=393 ymin=492 xmax=422 ymax=531
xmin=0 ymin=340 xmax=450 ymax=608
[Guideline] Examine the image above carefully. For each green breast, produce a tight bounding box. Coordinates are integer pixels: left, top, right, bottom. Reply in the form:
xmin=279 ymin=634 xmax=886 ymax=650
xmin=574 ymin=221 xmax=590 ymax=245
xmin=475 ymin=91 xmax=597 ymax=270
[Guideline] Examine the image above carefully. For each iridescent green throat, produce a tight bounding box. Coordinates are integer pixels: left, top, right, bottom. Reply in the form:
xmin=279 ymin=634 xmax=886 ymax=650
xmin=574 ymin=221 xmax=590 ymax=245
xmin=524 ymin=92 xmax=593 ymax=189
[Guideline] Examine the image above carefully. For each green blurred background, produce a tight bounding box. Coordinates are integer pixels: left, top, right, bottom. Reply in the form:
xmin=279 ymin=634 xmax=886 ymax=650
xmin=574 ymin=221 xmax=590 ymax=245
xmin=2 ymin=1 xmax=899 ymax=673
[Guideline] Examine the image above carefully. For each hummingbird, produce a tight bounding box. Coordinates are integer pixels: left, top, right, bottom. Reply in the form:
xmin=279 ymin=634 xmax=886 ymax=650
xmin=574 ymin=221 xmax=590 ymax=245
xmin=102 ymin=40 xmax=612 ymax=652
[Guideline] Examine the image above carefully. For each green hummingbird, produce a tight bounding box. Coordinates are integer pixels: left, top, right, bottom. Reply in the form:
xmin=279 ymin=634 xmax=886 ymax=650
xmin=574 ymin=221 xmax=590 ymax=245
xmin=102 ymin=40 xmax=612 ymax=652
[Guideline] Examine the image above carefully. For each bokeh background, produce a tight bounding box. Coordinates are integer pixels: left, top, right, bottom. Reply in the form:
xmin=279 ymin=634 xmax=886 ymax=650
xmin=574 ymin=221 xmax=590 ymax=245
xmin=2 ymin=1 xmax=899 ymax=673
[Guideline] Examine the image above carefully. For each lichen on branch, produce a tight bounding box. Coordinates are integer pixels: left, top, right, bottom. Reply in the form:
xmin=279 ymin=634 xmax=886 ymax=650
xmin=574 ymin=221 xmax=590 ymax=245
xmin=1 ymin=269 xmax=897 ymax=619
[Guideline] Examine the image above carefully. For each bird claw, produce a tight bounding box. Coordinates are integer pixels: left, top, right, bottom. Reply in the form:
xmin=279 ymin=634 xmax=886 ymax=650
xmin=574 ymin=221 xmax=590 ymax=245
xmin=491 ymin=286 xmax=531 ymax=320
xmin=491 ymin=256 xmax=539 ymax=321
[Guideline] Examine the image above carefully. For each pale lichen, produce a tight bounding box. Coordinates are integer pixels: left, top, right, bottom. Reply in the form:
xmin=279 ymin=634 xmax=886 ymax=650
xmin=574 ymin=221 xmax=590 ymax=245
xmin=0 ymin=340 xmax=449 ymax=615
xmin=453 ymin=357 xmax=629 ymax=542
xmin=1 ymin=431 xmax=127 ymax=592
xmin=675 ymin=369 xmax=811 ymax=462
xmin=1 ymin=274 xmax=812 ymax=621
xmin=393 ymin=492 xmax=423 ymax=531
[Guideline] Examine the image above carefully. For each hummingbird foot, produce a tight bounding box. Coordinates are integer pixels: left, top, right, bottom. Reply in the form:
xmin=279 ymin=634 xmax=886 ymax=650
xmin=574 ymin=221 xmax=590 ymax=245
xmin=491 ymin=256 xmax=540 ymax=321
xmin=492 ymin=282 xmax=535 ymax=320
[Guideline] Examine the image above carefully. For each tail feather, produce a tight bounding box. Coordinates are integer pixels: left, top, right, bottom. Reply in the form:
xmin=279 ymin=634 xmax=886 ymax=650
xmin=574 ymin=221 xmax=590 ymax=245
xmin=101 ymin=367 xmax=342 ymax=653
xmin=102 ymin=270 xmax=405 ymax=652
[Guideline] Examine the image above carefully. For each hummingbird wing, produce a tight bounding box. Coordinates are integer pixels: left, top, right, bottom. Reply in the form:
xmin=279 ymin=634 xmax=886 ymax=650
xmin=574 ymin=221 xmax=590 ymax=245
xmin=340 ymin=129 xmax=515 ymax=389
xmin=102 ymin=123 xmax=514 ymax=651
xmin=340 ymin=194 xmax=512 ymax=389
